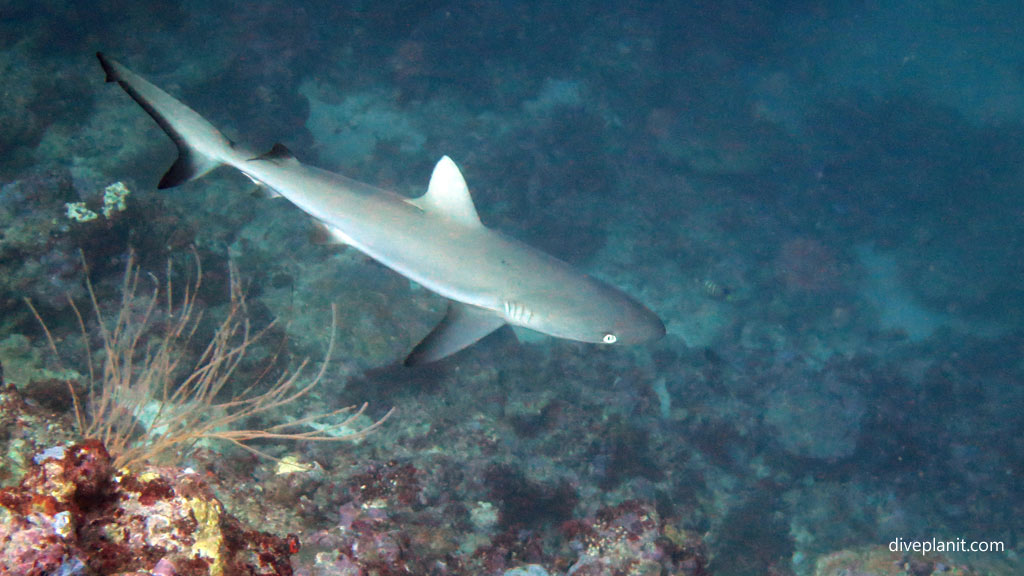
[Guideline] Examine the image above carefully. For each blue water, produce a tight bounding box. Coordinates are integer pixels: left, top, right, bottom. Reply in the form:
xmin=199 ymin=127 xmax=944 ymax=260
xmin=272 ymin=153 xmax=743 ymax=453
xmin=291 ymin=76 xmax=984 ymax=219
xmin=1 ymin=2 xmax=1021 ymax=575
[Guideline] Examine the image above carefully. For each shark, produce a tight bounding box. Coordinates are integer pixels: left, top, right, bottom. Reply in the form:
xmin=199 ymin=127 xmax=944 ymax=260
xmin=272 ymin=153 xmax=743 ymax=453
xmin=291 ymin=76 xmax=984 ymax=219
xmin=97 ymin=53 xmax=665 ymax=365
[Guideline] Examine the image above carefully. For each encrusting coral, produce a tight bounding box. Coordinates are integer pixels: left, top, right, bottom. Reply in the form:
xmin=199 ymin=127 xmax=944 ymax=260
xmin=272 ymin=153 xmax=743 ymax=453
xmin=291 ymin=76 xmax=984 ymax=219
xmin=0 ymin=439 xmax=297 ymax=576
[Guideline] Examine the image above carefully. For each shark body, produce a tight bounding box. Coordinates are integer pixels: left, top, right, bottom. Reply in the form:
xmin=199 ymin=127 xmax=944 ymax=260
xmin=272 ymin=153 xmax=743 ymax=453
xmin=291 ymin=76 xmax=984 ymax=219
xmin=97 ymin=53 xmax=664 ymax=365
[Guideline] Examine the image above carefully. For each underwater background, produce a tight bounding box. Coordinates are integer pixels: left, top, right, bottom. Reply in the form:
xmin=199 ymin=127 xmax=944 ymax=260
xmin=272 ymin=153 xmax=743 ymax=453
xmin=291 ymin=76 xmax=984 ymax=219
xmin=0 ymin=1 xmax=1021 ymax=575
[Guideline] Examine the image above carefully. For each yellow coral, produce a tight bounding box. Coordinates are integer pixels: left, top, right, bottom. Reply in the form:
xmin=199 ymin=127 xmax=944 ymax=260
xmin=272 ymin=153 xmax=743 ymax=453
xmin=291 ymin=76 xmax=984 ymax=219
xmin=187 ymin=496 xmax=225 ymax=576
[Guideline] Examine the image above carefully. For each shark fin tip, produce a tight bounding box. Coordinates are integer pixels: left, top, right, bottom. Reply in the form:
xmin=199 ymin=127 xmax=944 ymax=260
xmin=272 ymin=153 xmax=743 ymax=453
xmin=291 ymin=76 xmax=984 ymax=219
xmin=96 ymin=52 xmax=118 ymax=83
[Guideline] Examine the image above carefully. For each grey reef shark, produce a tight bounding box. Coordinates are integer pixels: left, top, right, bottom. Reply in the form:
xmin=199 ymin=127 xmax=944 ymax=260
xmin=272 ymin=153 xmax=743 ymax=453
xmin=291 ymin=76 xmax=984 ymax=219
xmin=97 ymin=52 xmax=665 ymax=365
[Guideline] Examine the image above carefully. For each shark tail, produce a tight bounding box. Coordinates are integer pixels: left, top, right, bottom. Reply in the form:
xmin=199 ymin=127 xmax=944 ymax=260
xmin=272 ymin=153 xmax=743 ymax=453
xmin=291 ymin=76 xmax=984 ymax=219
xmin=97 ymin=52 xmax=235 ymax=189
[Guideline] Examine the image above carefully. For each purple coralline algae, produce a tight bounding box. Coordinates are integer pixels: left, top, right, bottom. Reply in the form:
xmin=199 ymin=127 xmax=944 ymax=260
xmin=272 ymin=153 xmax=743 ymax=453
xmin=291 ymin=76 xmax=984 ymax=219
xmin=562 ymin=500 xmax=707 ymax=576
xmin=0 ymin=440 xmax=296 ymax=576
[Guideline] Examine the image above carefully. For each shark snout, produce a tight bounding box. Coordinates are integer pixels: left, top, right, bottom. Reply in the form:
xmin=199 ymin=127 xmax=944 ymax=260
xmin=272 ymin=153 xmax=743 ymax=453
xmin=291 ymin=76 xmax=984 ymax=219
xmin=604 ymin=302 xmax=665 ymax=345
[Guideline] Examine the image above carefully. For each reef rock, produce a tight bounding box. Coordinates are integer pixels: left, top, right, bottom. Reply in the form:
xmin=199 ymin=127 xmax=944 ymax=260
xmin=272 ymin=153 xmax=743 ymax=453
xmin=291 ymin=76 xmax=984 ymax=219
xmin=0 ymin=440 xmax=296 ymax=576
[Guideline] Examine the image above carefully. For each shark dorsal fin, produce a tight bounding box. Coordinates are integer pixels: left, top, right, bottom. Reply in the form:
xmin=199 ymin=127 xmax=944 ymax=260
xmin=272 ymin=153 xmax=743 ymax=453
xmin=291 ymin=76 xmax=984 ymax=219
xmin=411 ymin=156 xmax=482 ymax=227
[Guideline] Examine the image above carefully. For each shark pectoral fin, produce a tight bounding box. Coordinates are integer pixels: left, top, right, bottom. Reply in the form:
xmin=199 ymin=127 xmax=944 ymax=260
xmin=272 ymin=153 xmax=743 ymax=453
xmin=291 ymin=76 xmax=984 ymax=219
xmin=404 ymin=302 xmax=505 ymax=366
xmin=510 ymin=325 xmax=549 ymax=344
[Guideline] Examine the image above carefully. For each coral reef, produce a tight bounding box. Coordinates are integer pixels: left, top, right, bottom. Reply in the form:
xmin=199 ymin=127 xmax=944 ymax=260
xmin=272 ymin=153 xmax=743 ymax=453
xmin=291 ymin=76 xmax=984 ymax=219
xmin=812 ymin=547 xmax=978 ymax=576
xmin=563 ymin=500 xmax=707 ymax=576
xmin=0 ymin=384 xmax=78 ymax=488
xmin=0 ymin=167 xmax=87 ymax=312
xmin=0 ymin=440 xmax=295 ymax=576
xmin=1 ymin=2 xmax=1021 ymax=575
xmin=764 ymin=362 xmax=866 ymax=460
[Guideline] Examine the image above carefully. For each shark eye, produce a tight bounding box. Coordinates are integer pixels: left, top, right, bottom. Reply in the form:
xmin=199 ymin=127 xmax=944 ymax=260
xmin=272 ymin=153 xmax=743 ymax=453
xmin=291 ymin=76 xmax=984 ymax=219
xmin=602 ymin=334 xmax=617 ymax=344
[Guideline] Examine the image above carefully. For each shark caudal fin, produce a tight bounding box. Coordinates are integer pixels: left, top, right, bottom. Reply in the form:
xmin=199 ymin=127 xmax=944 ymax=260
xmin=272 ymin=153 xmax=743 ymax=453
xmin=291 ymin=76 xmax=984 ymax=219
xmin=97 ymin=52 xmax=235 ymax=189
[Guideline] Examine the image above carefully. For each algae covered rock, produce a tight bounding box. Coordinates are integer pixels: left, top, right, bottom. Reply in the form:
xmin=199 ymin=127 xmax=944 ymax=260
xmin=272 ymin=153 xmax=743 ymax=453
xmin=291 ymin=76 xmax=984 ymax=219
xmin=813 ymin=546 xmax=979 ymax=576
xmin=564 ymin=500 xmax=707 ymax=576
xmin=765 ymin=367 xmax=866 ymax=460
xmin=0 ymin=440 xmax=297 ymax=576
